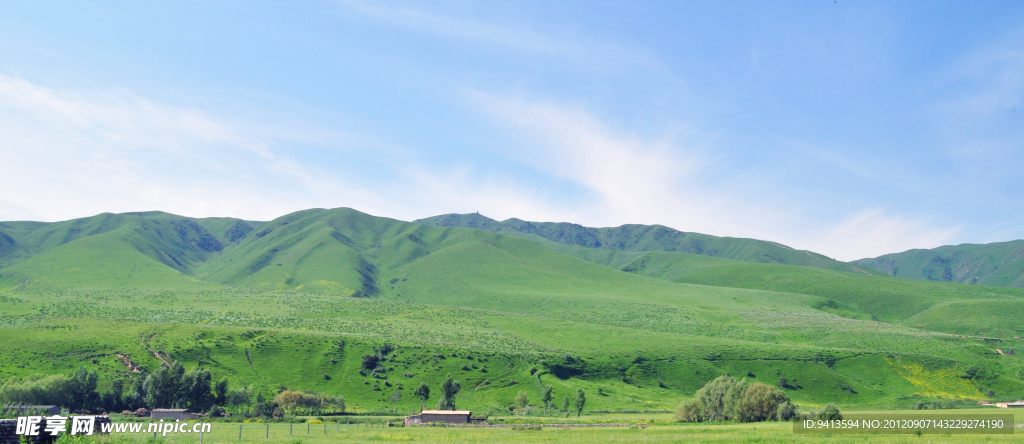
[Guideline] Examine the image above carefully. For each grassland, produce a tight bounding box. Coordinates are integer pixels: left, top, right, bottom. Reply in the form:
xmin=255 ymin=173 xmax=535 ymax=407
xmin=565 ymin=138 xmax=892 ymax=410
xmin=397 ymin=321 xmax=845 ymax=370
xmin=1 ymin=208 xmax=1023 ymax=417
xmin=854 ymin=240 xmax=1024 ymax=289
xmin=43 ymin=409 xmax=1024 ymax=444
xmin=414 ymin=213 xmax=878 ymax=274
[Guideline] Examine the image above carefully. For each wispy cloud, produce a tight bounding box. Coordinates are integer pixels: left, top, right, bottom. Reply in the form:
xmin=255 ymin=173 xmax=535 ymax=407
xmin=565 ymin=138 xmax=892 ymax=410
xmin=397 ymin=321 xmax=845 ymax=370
xmin=931 ymin=28 xmax=1024 ymax=162
xmin=338 ymin=1 xmax=570 ymax=55
xmin=0 ymin=75 xmax=309 ymax=178
xmin=468 ymin=92 xmax=723 ymax=227
xmin=467 ymin=91 xmax=966 ymax=261
xmin=808 ymin=209 xmax=959 ymax=261
xmin=0 ymin=75 xmax=351 ymax=221
xmin=336 ymin=0 xmax=670 ymax=76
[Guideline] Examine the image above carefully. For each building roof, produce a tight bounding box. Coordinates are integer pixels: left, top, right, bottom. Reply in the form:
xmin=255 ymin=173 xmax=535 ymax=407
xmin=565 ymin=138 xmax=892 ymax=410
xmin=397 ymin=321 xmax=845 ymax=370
xmin=151 ymin=409 xmax=189 ymax=412
xmin=418 ymin=410 xmax=471 ymax=415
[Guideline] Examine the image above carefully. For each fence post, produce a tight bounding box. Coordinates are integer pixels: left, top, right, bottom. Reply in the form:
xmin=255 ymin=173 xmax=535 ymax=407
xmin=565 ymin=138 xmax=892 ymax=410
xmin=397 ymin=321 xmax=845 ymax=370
xmin=290 ymin=423 xmax=292 ymax=435
xmin=324 ymin=423 xmax=326 ymax=434
xmin=238 ymin=424 xmax=242 ymax=441
xmin=307 ymin=423 xmax=309 ymax=434
xmin=200 ymin=430 xmax=203 ymax=444
xmin=266 ymin=423 xmax=269 ymax=438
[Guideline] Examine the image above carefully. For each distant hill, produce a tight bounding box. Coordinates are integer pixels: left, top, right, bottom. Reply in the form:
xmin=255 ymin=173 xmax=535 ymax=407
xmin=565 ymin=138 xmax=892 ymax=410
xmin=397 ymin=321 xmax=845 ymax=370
xmin=853 ymin=240 xmax=1024 ymax=289
xmin=2 ymin=208 xmax=1023 ymax=411
xmin=415 ymin=213 xmax=880 ymax=275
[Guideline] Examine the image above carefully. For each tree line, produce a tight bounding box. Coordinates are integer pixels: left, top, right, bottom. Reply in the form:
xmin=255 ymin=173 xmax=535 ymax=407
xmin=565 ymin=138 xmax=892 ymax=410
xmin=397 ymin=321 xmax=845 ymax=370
xmin=0 ymin=363 xmax=229 ymax=414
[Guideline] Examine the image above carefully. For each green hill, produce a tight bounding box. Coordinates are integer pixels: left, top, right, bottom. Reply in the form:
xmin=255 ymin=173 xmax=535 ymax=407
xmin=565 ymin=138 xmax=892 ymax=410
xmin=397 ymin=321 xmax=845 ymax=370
xmin=1 ymin=208 xmax=1022 ymax=415
xmin=853 ymin=240 xmax=1024 ymax=289
xmin=543 ymin=240 xmax=1024 ymax=335
xmin=415 ymin=213 xmax=881 ymax=275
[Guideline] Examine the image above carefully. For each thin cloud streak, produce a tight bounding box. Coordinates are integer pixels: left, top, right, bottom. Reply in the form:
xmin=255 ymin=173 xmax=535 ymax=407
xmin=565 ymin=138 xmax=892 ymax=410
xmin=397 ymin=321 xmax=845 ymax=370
xmin=468 ymin=92 xmax=962 ymax=261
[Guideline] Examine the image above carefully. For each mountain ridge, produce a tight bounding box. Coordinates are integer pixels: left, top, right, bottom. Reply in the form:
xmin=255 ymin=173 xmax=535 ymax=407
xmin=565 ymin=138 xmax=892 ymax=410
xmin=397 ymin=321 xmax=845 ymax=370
xmin=415 ymin=212 xmax=878 ymax=275
xmin=854 ymin=240 xmax=1024 ymax=289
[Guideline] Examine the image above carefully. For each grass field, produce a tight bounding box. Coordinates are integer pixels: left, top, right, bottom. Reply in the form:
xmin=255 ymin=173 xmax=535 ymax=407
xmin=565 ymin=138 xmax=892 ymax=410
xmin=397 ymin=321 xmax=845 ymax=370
xmin=46 ymin=410 xmax=1024 ymax=444
xmin=1 ymin=208 xmax=1023 ymax=417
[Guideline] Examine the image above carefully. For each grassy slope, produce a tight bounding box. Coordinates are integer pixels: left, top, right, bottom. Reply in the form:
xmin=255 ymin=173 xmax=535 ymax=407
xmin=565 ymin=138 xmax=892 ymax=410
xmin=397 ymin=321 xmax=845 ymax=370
xmin=854 ymin=240 xmax=1024 ymax=289
xmin=1 ymin=209 xmax=1022 ymax=413
xmin=414 ymin=213 xmax=881 ymax=275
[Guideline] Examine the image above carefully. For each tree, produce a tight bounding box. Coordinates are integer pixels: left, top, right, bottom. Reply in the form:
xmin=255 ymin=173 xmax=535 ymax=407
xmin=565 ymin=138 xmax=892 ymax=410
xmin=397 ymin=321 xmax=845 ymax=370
xmin=694 ymin=375 xmax=740 ymax=422
xmin=434 ymin=374 xmax=461 ymax=410
xmin=515 ymin=391 xmax=529 ymax=410
xmin=68 ymin=367 xmax=100 ymax=412
xmin=573 ymin=388 xmax=586 ymax=418
xmin=414 ymin=383 xmax=430 ymax=410
xmin=126 ymin=376 xmax=147 ymax=410
xmin=101 ymin=378 xmax=125 ymax=412
xmin=0 ymin=374 xmax=73 ymax=406
xmin=541 ymin=386 xmax=554 ymax=413
xmin=145 ymin=362 xmax=184 ymax=409
xmin=561 ymin=395 xmax=570 ymax=417
xmin=274 ymin=390 xmax=303 ymax=412
xmin=779 ymin=377 xmax=788 ymax=388
xmin=227 ymin=385 xmax=253 ymax=414
xmin=214 ymin=378 xmax=229 ymax=406
xmin=390 ymin=389 xmax=402 ymax=413
xmin=182 ymin=368 xmax=214 ymax=412
xmin=333 ymin=395 xmax=345 ymax=414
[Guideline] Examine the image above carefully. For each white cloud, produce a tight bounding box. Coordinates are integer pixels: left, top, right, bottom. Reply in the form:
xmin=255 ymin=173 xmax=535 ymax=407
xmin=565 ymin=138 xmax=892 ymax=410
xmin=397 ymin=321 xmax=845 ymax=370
xmin=336 ymin=1 xmax=670 ymax=77
xmin=468 ymin=92 xmax=965 ymax=261
xmin=339 ymin=1 xmax=568 ymax=55
xmin=0 ymin=75 xmax=364 ymax=221
xmin=0 ymin=75 xmax=964 ymax=261
xmin=807 ymin=209 xmax=959 ymax=261
xmin=468 ymin=92 xmax=725 ymax=227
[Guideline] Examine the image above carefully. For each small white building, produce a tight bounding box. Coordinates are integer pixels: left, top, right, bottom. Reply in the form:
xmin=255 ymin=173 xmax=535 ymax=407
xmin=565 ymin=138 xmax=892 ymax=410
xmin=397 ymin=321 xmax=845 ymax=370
xmin=405 ymin=410 xmax=478 ymax=426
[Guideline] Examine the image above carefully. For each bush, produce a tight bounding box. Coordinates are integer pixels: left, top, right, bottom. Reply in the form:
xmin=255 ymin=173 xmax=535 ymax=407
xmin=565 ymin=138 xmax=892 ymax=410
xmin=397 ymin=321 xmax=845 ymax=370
xmin=676 ymin=376 xmax=792 ymax=423
xmin=733 ymin=383 xmax=788 ymax=422
xmin=817 ymin=403 xmax=842 ymax=421
xmin=362 ymin=354 xmax=379 ymax=370
xmin=675 ymin=398 xmax=704 ymax=422
xmin=776 ymin=401 xmax=796 ymax=421
xmin=515 ymin=391 xmax=530 ymax=409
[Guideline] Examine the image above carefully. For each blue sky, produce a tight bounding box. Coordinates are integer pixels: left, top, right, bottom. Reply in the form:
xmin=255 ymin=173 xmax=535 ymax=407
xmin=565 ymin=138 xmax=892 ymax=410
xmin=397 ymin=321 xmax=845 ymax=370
xmin=0 ymin=1 xmax=1021 ymax=260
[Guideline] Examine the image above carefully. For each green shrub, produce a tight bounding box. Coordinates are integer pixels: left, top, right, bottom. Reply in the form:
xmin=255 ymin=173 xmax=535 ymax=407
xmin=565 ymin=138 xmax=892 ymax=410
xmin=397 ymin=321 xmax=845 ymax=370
xmin=676 ymin=375 xmax=792 ymax=423
xmin=817 ymin=403 xmax=842 ymax=421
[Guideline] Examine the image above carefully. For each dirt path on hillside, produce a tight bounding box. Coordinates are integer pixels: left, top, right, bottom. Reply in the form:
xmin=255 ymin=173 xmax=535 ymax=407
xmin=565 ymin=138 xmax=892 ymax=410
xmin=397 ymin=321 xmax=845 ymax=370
xmin=114 ymin=353 xmax=141 ymax=372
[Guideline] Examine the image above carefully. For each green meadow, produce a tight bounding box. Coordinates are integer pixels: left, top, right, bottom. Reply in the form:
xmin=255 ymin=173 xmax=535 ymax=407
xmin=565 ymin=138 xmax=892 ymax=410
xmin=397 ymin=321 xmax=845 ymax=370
xmin=1 ymin=208 xmax=1023 ymax=428
xmin=41 ymin=410 xmax=1024 ymax=444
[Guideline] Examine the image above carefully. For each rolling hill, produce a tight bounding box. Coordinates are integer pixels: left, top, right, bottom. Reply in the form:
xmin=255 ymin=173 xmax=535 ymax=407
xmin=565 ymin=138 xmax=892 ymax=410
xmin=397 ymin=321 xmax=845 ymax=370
xmin=854 ymin=240 xmax=1024 ymax=289
xmin=1 ymin=208 xmax=1023 ymax=415
xmin=414 ymin=213 xmax=881 ymax=275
